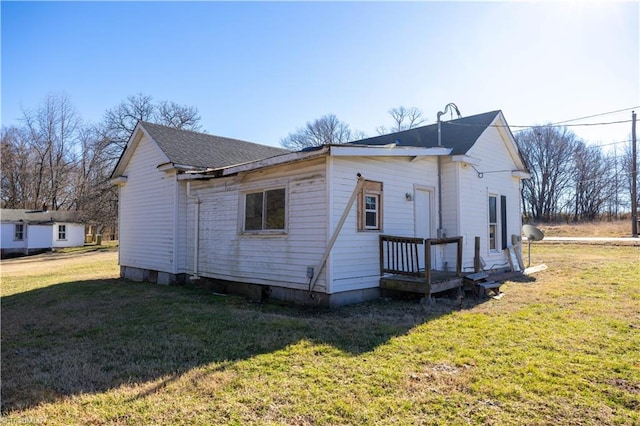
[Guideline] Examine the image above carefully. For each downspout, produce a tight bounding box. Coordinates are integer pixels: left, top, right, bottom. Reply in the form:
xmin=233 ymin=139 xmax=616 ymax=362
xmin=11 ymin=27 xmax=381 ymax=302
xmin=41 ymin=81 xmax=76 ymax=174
xmin=186 ymin=181 xmax=201 ymax=280
xmin=309 ymin=173 xmax=365 ymax=295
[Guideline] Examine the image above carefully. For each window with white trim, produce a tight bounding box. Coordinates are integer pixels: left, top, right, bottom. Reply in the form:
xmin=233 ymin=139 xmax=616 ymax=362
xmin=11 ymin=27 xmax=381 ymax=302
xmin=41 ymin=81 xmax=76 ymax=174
xmin=58 ymin=224 xmax=67 ymax=240
xmin=358 ymin=180 xmax=383 ymax=231
xmin=489 ymin=195 xmax=498 ymax=250
xmin=243 ymin=187 xmax=286 ymax=232
xmin=364 ymin=194 xmax=379 ymax=229
xmin=14 ymin=224 xmax=24 ymax=241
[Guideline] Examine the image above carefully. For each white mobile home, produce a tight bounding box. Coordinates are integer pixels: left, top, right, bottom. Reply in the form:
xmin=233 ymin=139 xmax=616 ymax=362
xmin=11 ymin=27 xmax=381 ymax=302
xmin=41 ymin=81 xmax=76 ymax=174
xmin=111 ymin=111 xmax=529 ymax=305
xmin=0 ymin=209 xmax=86 ymax=257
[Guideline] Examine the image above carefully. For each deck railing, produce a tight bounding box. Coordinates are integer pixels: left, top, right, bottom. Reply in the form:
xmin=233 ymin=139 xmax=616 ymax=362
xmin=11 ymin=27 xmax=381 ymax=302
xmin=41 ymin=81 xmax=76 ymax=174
xmin=379 ymin=235 xmax=424 ymax=277
xmin=379 ymin=235 xmax=464 ymax=284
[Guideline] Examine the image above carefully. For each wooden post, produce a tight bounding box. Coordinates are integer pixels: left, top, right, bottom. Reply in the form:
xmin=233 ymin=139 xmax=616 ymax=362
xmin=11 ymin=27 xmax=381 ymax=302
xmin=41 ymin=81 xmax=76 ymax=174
xmin=474 ymin=236 xmax=480 ymax=272
xmin=456 ymin=236 xmax=463 ymax=277
xmin=632 ymin=111 xmax=637 ymax=237
xmin=425 ymin=240 xmax=432 ymax=286
xmin=379 ymin=235 xmax=384 ymax=276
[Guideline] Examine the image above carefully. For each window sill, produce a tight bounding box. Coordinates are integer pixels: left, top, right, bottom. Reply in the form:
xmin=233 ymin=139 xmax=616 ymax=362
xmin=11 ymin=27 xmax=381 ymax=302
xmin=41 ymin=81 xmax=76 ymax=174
xmin=240 ymin=231 xmax=288 ymax=237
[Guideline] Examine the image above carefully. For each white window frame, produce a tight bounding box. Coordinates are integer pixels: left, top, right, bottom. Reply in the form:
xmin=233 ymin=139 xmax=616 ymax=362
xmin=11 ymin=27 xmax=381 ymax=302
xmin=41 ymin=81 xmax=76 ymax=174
xmin=14 ymin=223 xmax=24 ymax=241
xmin=489 ymin=195 xmax=498 ymax=251
xmin=241 ymin=186 xmax=288 ymax=235
xmin=58 ymin=224 xmax=67 ymax=241
xmin=357 ymin=180 xmax=384 ymax=232
xmin=358 ymin=180 xmax=383 ymax=232
xmin=364 ymin=193 xmax=380 ymax=230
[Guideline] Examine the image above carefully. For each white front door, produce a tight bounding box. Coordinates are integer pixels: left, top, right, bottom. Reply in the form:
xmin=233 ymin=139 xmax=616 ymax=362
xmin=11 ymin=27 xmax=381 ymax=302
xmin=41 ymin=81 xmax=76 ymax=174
xmin=415 ymin=188 xmax=432 ymax=239
xmin=414 ymin=188 xmax=433 ymax=271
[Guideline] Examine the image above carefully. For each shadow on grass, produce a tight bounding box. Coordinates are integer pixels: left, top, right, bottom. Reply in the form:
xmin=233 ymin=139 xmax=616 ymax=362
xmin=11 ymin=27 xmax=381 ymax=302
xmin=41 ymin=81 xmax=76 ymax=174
xmin=1 ymin=278 xmax=484 ymax=413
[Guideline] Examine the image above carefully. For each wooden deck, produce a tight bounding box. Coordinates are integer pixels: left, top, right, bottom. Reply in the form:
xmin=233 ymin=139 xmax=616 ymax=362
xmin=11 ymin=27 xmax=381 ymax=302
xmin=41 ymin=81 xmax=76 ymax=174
xmin=380 ymin=270 xmax=463 ymax=295
xmin=379 ymin=235 xmax=464 ymax=296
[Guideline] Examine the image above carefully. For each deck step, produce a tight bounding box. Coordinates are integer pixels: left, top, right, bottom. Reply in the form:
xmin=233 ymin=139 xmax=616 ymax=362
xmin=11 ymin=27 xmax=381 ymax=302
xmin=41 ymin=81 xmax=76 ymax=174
xmin=464 ymin=271 xmax=489 ymax=282
xmin=476 ymin=281 xmax=501 ymax=298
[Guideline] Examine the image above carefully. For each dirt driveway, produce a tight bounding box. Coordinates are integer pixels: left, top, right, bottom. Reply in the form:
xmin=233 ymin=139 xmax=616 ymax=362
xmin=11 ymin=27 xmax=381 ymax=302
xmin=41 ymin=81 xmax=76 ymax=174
xmin=1 ymin=249 xmax=118 ymax=276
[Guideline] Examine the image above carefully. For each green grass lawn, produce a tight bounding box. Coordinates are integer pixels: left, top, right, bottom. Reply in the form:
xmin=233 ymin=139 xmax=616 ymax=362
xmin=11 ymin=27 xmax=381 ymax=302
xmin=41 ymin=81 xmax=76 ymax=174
xmin=1 ymin=244 xmax=639 ymax=425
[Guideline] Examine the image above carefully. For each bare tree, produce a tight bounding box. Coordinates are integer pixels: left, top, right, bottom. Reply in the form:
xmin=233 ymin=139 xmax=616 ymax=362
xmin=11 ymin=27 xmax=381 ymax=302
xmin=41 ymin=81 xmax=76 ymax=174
xmin=377 ymin=106 xmax=426 ymax=135
xmin=620 ymin=136 xmax=639 ymax=215
xmin=102 ymin=93 xmax=155 ymax=148
xmin=156 ymin=100 xmax=201 ymax=130
xmin=2 ymin=93 xmax=203 ymax=239
xmin=1 ymin=126 xmax=34 ymax=208
xmin=517 ymin=125 xmax=581 ymax=221
xmin=280 ymin=114 xmax=360 ymax=150
xmin=571 ymin=142 xmax=616 ymax=220
xmin=102 ymin=93 xmax=202 ymax=152
xmin=20 ymin=93 xmax=81 ymax=210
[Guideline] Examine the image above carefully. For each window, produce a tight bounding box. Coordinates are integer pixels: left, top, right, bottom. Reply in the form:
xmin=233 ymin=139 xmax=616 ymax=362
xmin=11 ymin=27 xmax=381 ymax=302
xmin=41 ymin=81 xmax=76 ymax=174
xmin=58 ymin=224 xmax=67 ymax=240
xmin=489 ymin=195 xmax=497 ymax=250
xmin=365 ymin=194 xmax=379 ymax=229
xmin=243 ymin=188 xmax=286 ymax=232
xmin=358 ymin=180 xmax=383 ymax=231
xmin=14 ymin=224 xmax=24 ymax=241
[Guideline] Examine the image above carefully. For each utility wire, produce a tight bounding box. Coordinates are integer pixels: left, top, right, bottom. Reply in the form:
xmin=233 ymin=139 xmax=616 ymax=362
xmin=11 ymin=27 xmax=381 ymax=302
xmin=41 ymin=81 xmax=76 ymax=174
xmin=441 ymin=106 xmax=639 ymax=132
xmin=447 ymin=119 xmax=632 ymax=130
xmin=549 ymin=106 xmax=639 ymax=125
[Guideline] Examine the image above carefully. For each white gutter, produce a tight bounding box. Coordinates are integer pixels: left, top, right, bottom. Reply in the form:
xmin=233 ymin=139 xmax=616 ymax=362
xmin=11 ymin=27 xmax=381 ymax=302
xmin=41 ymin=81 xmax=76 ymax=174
xmin=219 ymin=145 xmax=452 ymax=178
xmin=186 ymin=181 xmax=201 ymax=280
xmin=330 ymin=145 xmax=452 ymax=157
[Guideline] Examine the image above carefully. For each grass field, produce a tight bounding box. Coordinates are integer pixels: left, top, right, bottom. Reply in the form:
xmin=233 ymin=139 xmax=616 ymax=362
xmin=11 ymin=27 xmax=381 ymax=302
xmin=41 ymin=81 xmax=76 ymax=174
xmin=1 ymin=243 xmax=639 ymax=425
xmin=529 ymin=219 xmax=633 ymax=238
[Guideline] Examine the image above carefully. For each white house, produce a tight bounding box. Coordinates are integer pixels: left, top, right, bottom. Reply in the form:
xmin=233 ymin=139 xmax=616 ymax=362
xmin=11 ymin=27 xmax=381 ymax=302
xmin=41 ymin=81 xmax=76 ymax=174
xmin=0 ymin=209 xmax=86 ymax=257
xmin=111 ymin=111 xmax=529 ymax=305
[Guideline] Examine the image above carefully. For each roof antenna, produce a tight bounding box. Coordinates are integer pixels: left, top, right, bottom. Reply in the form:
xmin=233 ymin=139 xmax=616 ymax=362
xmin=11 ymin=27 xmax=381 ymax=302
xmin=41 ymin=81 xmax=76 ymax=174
xmin=437 ymin=103 xmax=462 ymax=147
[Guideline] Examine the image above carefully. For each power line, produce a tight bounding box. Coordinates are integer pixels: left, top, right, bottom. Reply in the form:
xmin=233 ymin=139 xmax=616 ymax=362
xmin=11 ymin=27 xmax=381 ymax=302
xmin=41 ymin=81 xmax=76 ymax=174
xmin=510 ymin=119 xmax=632 ymax=129
xmin=448 ymin=119 xmax=632 ymax=131
xmin=549 ymin=106 xmax=639 ymax=125
xmin=442 ymin=106 xmax=639 ymax=133
xmin=591 ymin=140 xmax=630 ymax=148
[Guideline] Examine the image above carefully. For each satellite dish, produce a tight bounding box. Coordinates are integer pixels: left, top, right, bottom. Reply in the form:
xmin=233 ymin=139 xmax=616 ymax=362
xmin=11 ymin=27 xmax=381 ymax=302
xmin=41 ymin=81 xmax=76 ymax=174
xmin=522 ymin=224 xmax=544 ymax=242
xmin=522 ymin=225 xmax=544 ymax=267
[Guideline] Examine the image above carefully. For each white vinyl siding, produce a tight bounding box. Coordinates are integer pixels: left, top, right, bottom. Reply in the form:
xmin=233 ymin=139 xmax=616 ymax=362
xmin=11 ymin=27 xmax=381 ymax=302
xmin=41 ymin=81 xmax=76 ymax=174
xmin=118 ymin=133 xmax=176 ymax=273
xmin=329 ymin=156 xmax=439 ymax=293
xmin=2 ymin=223 xmax=28 ymax=249
xmin=186 ymin=159 xmax=328 ymax=292
xmin=51 ymin=223 xmax=85 ymax=248
xmin=458 ymin=117 xmax=524 ymax=271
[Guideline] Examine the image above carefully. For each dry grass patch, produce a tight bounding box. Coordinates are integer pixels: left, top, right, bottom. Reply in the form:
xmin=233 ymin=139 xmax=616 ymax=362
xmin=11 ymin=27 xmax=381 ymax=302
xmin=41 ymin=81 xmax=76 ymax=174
xmin=531 ymin=219 xmax=632 ymax=237
xmin=1 ymin=245 xmax=639 ymax=425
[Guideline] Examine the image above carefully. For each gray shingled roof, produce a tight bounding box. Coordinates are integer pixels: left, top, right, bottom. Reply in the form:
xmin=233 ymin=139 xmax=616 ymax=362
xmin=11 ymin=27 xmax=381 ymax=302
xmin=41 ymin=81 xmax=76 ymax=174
xmin=140 ymin=122 xmax=289 ymax=169
xmin=349 ymin=110 xmax=501 ymax=155
xmin=1 ymin=209 xmax=85 ymax=224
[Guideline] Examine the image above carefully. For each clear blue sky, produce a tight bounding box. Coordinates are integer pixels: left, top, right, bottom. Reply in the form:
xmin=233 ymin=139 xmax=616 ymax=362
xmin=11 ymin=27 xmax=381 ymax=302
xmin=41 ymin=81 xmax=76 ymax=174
xmin=2 ymin=1 xmax=638 ymax=148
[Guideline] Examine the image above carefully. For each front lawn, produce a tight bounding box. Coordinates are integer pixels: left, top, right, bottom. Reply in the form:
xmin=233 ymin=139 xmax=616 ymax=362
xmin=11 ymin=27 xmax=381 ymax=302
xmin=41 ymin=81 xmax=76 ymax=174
xmin=1 ymin=244 xmax=638 ymax=424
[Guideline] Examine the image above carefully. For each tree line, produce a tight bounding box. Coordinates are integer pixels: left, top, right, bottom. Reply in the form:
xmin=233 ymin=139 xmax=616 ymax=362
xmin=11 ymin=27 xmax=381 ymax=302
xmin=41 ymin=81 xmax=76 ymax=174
xmin=2 ymin=95 xmax=636 ymax=234
xmin=516 ymin=126 xmax=636 ymax=222
xmin=1 ymin=93 xmax=201 ymax=237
